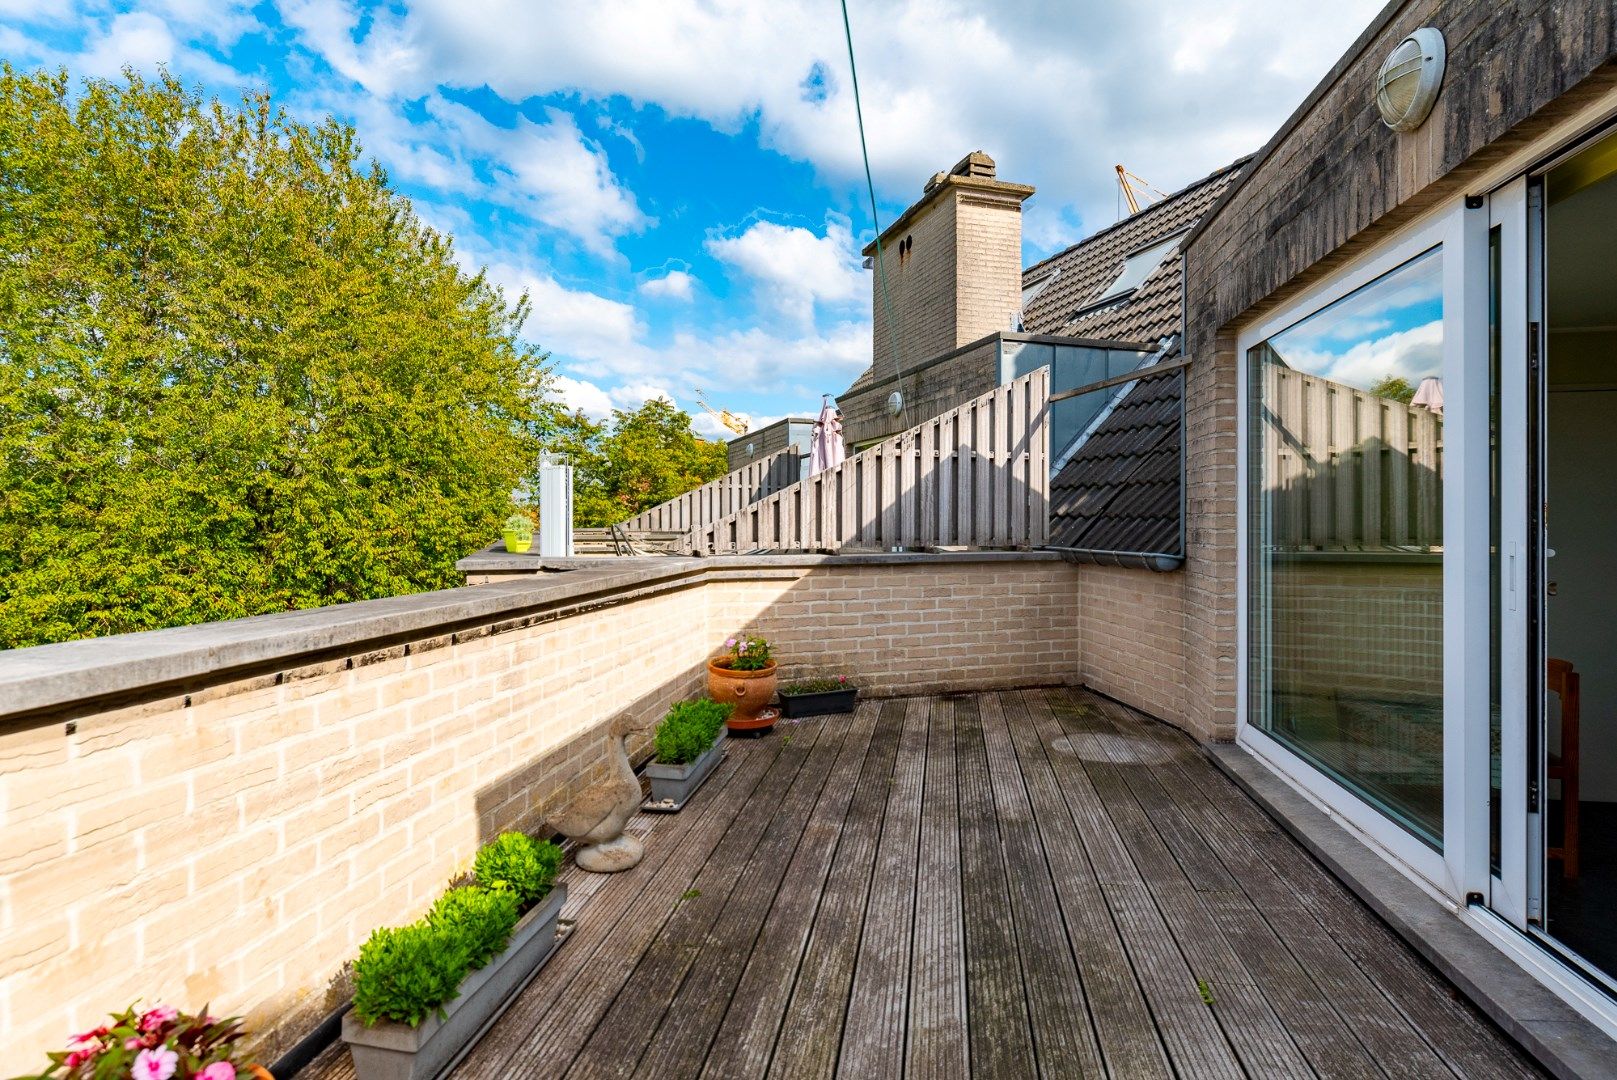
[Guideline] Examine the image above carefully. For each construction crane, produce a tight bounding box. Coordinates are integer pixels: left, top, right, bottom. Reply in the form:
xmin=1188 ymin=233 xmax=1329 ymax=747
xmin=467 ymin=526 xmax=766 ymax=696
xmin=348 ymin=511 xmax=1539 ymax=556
xmin=1115 ymin=164 xmax=1169 ymax=216
xmin=693 ymin=389 xmax=749 ymax=435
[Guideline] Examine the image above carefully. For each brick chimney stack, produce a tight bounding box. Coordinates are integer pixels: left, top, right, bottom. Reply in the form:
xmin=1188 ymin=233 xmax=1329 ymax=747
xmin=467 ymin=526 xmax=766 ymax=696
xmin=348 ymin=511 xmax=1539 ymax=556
xmin=863 ymin=151 xmax=1034 ymax=377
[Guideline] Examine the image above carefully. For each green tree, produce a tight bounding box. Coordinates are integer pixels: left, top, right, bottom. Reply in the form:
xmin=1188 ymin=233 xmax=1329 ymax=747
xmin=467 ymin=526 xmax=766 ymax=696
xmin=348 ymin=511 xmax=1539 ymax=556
xmin=549 ymin=399 xmax=729 ymax=527
xmin=1368 ymin=375 xmax=1416 ymax=403
xmin=0 ymin=68 xmax=559 ymax=648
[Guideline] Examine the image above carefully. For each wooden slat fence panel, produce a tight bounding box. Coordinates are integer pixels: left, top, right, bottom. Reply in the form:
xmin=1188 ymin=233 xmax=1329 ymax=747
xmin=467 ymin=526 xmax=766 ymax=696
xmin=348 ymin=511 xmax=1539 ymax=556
xmin=616 ymin=448 xmax=801 ymax=533
xmin=1262 ymin=369 xmax=1443 ymax=551
xmin=682 ymin=369 xmax=1049 ymax=555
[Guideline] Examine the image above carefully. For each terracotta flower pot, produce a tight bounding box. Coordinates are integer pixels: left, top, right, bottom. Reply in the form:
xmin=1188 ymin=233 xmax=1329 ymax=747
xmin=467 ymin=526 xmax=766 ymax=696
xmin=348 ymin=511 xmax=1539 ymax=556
xmin=707 ymin=658 xmax=779 ymax=733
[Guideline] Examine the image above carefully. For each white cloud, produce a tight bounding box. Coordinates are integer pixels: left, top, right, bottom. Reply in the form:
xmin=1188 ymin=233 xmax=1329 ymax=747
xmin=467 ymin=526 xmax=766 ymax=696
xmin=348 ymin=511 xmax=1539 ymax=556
xmin=640 ymin=270 xmax=696 ymax=302
xmin=279 ymin=0 xmax=1382 ymax=248
xmin=69 ymin=10 xmax=248 ymax=84
xmin=549 ymin=374 xmax=614 ymax=420
xmin=426 ymin=98 xmax=645 ymax=254
xmin=706 ymin=218 xmax=862 ymax=325
xmin=1281 ymin=320 xmax=1443 ymax=389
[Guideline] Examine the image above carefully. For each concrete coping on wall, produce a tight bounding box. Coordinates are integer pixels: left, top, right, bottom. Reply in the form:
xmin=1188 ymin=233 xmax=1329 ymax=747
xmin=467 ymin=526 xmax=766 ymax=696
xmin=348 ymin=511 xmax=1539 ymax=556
xmin=0 ymin=550 xmax=1067 ymax=722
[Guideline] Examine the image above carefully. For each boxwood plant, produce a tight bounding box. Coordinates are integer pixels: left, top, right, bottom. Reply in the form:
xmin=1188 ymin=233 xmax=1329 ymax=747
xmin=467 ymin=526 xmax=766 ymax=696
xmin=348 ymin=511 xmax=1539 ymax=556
xmin=653 ymin=700 xmax=733 ymax=766
xmin=351 ymin=831 xmax=563 ymax=1027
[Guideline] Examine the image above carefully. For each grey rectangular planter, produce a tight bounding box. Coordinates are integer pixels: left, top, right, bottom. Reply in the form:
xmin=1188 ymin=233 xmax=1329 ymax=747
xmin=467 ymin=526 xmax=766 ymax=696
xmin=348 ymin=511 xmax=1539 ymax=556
xmin=341 ymin=883 xmax=567 ymax=1080
xmin=778 ymin=687 xmax=858 ymax=718
xmin=643 ymin=730 xmax=726 ymax=811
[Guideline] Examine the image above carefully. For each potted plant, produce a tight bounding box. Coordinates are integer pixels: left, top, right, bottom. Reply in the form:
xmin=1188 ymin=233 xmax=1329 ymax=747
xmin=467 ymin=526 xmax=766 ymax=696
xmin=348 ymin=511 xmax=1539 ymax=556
xmin=29 ymin=1004 xmax=273 ymax=1080
xmin=501 ymin=512 xmax=534 ymax=555
xmin=778 ymin=676 xmax=859 ymax=718
xmin=341 ymin=832 xmax=566 ymax=1080
xmin=644 ymin=700 xmax=733 ymax=810
xmin=707 ymin=633 xmax=778 ymax=734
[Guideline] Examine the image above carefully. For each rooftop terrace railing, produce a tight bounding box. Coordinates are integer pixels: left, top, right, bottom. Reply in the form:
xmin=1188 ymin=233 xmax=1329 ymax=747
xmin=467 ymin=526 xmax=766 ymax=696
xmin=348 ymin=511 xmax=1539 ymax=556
xmin=615 ymin=448 xmax=802 ymax=534
xmin=684 ymin=368 xmax=1049 ymax=554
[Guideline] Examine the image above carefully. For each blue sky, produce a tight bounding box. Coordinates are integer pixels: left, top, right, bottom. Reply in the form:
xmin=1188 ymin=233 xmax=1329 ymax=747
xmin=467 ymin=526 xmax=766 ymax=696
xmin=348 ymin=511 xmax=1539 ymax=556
xmin=0 ymin=0 xmax=1380 ymax=437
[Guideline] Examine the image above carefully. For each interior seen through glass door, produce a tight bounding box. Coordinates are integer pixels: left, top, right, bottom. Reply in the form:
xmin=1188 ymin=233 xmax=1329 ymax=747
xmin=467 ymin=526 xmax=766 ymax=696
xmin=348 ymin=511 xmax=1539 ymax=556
xmin=1539 ymin=129 xmax=1617 ymax=979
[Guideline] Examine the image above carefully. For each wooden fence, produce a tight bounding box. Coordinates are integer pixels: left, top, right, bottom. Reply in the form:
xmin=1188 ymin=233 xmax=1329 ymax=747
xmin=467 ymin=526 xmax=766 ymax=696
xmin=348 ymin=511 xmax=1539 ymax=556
xmin=683 ymin=369 xmax=1049 ymax=554
xmin=616 ymin=448 xmax=802 ymax=533
xmin=1258 ymin=364 xmax=1443 ymax=551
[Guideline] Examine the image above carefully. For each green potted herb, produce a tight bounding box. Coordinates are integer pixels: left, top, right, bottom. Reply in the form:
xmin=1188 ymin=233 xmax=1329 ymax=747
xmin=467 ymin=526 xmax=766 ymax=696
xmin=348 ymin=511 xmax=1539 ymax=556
xmin=778 ymin=675 xmax=859 ymax=718
xmin=341 ymin=832 xmax=565 ymax=1080
xmin=501 ymin=512 xmax=534 ymax=555
xmin=707 ymin=632 xmax=778 ymax=733
xmin=644 ymin=700 xmax=733 ymax=810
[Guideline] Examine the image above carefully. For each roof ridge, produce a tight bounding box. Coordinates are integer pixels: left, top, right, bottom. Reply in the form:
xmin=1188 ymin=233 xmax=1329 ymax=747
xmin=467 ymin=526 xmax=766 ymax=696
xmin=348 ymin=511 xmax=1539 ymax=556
xmin=1023 ymin=155 xmax=1252 ymax=276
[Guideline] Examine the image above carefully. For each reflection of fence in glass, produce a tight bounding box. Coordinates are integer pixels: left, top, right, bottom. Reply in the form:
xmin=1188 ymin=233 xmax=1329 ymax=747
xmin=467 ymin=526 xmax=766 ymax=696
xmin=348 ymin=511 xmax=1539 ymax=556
xmin=1255 ymin=347 xmax=1443 ymax=552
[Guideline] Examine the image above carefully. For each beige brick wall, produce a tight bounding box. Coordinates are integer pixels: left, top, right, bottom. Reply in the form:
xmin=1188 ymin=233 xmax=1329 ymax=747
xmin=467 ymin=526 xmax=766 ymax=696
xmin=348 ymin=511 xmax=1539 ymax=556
xmin=1077 ymin=565 xmax=1189 ymax=730
xmin=871 ymin=193 xmax=959 ymax=380
xmin=0 ymin=558 xmax=1087 ymax=1064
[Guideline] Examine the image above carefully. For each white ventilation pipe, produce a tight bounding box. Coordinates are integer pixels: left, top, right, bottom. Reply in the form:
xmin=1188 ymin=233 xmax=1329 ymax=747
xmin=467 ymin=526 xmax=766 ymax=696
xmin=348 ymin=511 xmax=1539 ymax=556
xmin=538 ymin=453 xmax=574 ymax=558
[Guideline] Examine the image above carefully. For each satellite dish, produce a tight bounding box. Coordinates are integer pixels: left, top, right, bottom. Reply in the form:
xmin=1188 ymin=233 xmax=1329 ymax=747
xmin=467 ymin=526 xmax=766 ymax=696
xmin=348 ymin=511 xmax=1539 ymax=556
xmin=1375 ymin=28 xmax=1445 ymax=133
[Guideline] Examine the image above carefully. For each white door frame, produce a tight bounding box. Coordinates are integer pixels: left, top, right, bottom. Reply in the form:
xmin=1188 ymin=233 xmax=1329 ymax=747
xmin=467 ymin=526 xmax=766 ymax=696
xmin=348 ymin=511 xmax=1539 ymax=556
xmin=1235 ymin=202 xmax=1488 ymax=900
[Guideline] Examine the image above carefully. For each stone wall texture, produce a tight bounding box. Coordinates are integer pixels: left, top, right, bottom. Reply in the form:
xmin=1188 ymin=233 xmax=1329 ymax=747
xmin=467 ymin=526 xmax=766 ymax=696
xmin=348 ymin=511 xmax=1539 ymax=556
xmin=0 ymin=558 xmax=1088 ymax=1065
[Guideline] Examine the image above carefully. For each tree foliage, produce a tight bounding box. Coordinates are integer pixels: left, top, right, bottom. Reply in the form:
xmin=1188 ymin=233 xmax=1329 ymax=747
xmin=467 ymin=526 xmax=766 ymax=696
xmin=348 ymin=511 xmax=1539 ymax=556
xmin=0 ymin=68 xmax=559 ymax=648
xmin=1368 ymin=375 xmax=1416 ymax=404
xmin=550 ymin=398 xmax=729 ymax=527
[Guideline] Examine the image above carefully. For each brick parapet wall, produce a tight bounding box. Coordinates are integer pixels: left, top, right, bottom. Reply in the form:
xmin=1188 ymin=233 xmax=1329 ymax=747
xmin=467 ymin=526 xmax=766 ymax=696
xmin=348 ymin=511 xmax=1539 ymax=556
xmin=0 ymin=555 xmax=1093 ymax=1064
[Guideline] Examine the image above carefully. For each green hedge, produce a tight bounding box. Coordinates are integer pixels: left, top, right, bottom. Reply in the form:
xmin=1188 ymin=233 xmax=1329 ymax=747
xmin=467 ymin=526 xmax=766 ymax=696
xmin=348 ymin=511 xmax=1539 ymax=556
xmin=653 ymin=700 xmax=733 ymax=765
xmin=351 ymin=831 xmax=563 ymax=1027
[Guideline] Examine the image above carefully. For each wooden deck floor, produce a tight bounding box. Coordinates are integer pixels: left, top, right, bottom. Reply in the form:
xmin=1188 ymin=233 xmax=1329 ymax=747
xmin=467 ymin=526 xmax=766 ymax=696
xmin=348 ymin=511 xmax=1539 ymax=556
xmin=307 ymin=689 xmax=1544 ymax=1079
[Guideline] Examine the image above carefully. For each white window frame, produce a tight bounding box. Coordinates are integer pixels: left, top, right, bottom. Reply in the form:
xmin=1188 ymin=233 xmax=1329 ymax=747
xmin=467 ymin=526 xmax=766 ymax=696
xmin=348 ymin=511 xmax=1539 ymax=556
xmin=1235 ymin=200 xmax=1491 ymax=903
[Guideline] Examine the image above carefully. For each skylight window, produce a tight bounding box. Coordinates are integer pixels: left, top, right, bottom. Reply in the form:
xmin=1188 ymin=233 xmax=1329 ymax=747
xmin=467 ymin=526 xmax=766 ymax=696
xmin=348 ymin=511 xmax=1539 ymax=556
xmin=1093 ymin=232 xmax=1185 ymax=305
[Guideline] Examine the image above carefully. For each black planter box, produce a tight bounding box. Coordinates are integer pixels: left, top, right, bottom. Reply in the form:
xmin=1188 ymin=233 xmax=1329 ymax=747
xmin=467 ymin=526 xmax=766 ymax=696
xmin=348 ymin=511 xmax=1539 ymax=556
xmin=778 ymin=687 xmax=859 ymax=718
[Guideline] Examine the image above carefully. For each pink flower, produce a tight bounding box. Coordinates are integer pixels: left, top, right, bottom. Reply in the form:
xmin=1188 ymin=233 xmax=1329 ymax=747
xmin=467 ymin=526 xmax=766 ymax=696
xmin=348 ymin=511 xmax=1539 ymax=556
xmin=138 ymin=1006 xmax=178 ymax=1033
xmin=133 ymin=1047 xmax=178 ymax=1080
xmin=125 ymin=1038 xmax=145 ymax=1051
xmin=198 ymin=1062 xmax=237 ymax=1080
xmin=725 ymin=638 xmax=736 ymax=647
xmin=68 ymin=1027 xmax=108 ymax=1048
xmin=64 ymin=1050 xmax=94 ymax=1070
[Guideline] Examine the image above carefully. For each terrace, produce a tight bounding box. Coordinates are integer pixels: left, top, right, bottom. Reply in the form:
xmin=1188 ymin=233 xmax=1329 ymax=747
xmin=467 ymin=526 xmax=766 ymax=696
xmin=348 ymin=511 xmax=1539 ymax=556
xmin=0 ymin=550 xmax=1574 ymax=1079
xmin=299 ymin=687 xmax=1540 ymax=1080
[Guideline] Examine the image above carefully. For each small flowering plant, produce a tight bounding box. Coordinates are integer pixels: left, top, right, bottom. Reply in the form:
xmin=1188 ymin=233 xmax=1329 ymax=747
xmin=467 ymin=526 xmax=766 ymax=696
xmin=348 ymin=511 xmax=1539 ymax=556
xmin=716 ymin=633 xmax=773 ymax=672
xmin=32 ymin=1005 xmax=259 ymax=1080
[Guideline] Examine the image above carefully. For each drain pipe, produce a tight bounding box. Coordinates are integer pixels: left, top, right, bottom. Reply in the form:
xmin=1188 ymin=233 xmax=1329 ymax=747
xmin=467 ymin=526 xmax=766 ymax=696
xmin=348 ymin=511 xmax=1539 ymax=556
xmin=1049 ymin=547 xmax=1183 ymax=572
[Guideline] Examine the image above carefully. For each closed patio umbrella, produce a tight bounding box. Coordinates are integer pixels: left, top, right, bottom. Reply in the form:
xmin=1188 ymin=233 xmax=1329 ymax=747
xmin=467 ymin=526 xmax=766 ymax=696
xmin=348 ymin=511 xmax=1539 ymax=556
xmin=809 ymin=397 xmax=845 ymax=476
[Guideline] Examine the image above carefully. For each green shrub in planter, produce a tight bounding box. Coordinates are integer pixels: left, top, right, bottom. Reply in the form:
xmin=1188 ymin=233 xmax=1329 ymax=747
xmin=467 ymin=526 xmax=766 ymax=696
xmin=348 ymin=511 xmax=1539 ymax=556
xmin=654 ymin=700 xmax=733 ymax=765
xmin=352 ymin=831 xmax=561 ymax=1029
xmin=352 ymin=921 xmax=473 ymax=1028
xmin=474 ymin=831 xmax=563 ymax=907
xmin=429 ymin=886 xmax=520 ymax=970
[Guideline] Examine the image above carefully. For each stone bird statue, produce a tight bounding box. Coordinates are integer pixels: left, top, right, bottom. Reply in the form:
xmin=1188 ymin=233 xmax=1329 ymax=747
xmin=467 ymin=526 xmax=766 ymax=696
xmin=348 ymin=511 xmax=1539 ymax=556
xmin=547 ymin=709 xmax=649 ymax=872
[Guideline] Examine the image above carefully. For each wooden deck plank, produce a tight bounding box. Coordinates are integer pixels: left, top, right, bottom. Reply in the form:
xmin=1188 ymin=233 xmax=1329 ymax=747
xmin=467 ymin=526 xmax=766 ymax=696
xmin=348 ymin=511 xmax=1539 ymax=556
xmin=629 ymin=716 xmax=854 ymax=1079
xmin=977 ymin=692 xmax=1108 ymax=1077
xmin=766 ymin=700 xmax=908 ymax=1080
xmin=461 ymin=737 xmax=776 ymax=1080
xmin=836 ymin=697 xmax=929 ymax=1077
xmin=904 ymin=697 xmax=969 ymax=1080
xmin=368 ymin=688 xmax=1550 ymax=1080
xmin=1008 ymin=690 xmax=1173 ymax=1080
xmin=1076 ymin=693 xmax=1474 ymax=1079
xmin=698 ymin=704 xmax=883 ymax=1080
xmin=953 ymin=694 xmax=1039 ymax=1078
xmin=559 ymin=721 xmax=829 ymax=1079
xmin=1040 ymin=692 xmax=1246 ymax=1079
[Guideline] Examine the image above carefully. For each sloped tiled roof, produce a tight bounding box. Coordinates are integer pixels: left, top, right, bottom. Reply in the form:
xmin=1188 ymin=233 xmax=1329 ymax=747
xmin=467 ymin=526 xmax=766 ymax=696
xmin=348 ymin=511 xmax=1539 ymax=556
xmin=1038 ymin=160 xmax=1245 ymax=556
xmin=1020 ymin=159 xmax=1245 ymax=342
xmin=1048 ymin=369 xmax=1181 ymax=553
